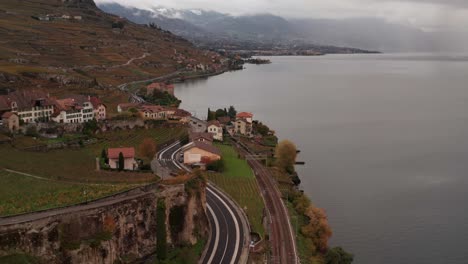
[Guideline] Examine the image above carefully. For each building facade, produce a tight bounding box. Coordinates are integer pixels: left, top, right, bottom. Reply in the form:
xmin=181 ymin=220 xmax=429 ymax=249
xmin=107 ymin=147 xmax=138 ymax=171
xmin=235 ymin=112 xmax=253 ymax=137
xmin=1 ymin=112 xmax=19 ymax=132
xmin=207 ymin=120 xmax=223 ymax=141
xmin=183 ymin=142 xmax=221 ymax=165
xmin=0 ymin=91 xmax=55 ymax=124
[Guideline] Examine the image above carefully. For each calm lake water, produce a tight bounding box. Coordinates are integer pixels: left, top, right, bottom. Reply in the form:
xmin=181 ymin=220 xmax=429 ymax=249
xmin=175 ymin=54 xmax=468 ymax=264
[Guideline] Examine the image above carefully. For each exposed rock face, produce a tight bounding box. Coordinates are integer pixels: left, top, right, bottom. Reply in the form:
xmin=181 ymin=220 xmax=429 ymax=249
xmin=0 ymin=183 xmax=208 ymax=263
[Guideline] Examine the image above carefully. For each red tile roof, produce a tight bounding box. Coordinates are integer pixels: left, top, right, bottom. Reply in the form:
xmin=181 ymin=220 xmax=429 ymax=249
xmin=1 ymin=112 xmax=16 ymax=119
xmin=108 ymin=147 xmax=135 ymax=159
xmin=236 ymin=112 xmax=253 ymax=118
xmin=189 ymin=132 xmax=214 ymax=142
xmin=173 ymin=108 xmax=191 ymax=117
xmin=139 ymin=104 xmax=166 ymax=113
xmin=0 ymin=90 xmax=54 ymax=111
xmin=207 ymin=120 xmax=222 ymax=127
xmin=89 ymin=96 xmax=105 ymax=110
xmin=147 ymin=83 xmax=161 ymax=89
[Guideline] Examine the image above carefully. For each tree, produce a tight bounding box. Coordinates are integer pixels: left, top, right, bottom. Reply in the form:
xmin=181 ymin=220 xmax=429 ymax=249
xmin=255 ymin=122 xmax=270 ymax=136
xmin=207 ymin=108 xmax=213 ymax=121
xmin=139 ymin=138 xmax=157 ymax=161
xmin=101 ymin=149 xmax=108 ymax=164
xmin=207 ymin=159 xmax=225 ymax=172
xmin=118 ymin=152 xmax=124 ymax=171
xmin=301 ymin=206 xmax=333 ymax=254
xmin=83 ymin=119 xmax=98 ymax=136
xmin=325 ymin=247 xmax=354 ymax=264
xmin=215 ymin=108 xmax=226 ymax=118
xmin=228 ymin=105 xmax=237 ymax=118
xmin=275 ymin=140 xmax=297 ymax=174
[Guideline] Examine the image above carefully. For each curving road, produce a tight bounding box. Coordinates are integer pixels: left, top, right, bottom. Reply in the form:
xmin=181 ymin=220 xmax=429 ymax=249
xmin=157 ymin=142 xmax=248 ymax=264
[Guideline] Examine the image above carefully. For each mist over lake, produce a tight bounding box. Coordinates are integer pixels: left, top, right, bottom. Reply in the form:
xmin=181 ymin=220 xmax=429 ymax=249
xmin=174 ymin=54 xmax=468 ymax=264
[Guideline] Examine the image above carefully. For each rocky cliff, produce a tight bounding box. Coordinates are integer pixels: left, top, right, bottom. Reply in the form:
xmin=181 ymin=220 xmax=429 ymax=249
xmin=0 ymin=183 xmax=208 ymax=263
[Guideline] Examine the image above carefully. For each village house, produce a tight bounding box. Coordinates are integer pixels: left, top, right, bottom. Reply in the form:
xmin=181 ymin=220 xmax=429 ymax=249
xmin=170 ymin=108 xmax=192 ymax=123
xmin=182 ymin=141 xmax=221 ymax=165
xmin=90 ymin=97 xmax=106 ymax=120
xmin=189 ymin=132 xmax=214 ymax=145
xmin=146 ymin=82 xmax=175 ymax=96
xmin=52 ymin=95 xmax=95 ymax=124
xmin=107 ymin=147 xmax=138 ymax=171
xmin=1 ymin=112 xmax=19 ymax=132
xmin=235 ymin=112 xmax=253 ymax=137
xmin=0 ymin=90 xmax=55 ymax=124
xmin=138 ymin=105 xmax=167 ymax=120
xmin=207 ymin=120 xmax=223 ymax=141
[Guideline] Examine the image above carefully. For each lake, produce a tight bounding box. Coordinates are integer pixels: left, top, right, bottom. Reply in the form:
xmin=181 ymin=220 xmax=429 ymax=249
xmin=174 ymin=54 xmax=468 ymax=264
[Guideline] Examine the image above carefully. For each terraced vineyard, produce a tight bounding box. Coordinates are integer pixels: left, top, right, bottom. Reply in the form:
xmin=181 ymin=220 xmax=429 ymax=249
xmin=207 ymin=143 xmax=265 ymax=236
xmin=0 ymin=126 xmax=187 ymax=183
xmin=0 ymin=170 xmax=132 ymax=216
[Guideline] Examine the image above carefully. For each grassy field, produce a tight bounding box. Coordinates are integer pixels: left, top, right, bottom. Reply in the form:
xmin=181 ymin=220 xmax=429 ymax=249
xmin=207 ymin=143 xmax=265 ymax=236
xmin=0 ymin=170 xmax=132 ymax=216
xmin=0 ymin=126 xmax=186 ymax=183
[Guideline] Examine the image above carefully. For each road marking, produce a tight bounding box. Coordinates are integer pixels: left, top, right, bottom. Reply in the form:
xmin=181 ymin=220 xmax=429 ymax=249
xmin=167 ymin=143 xmax=242 ymax=264
xmin=207 ymin=188 xmax=241 ymax=264
xmin=171 ymin=145 xmax=181 ymax=164
xmin=206 ymin=204 xmax=220 ymax=264
xmin=157 ymin=141 xmax=180 ymax=160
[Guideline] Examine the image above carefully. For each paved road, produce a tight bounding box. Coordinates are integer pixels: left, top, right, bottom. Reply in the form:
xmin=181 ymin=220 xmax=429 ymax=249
xmin=157 ymin=142 xmax=247 ymax=264
xmin=234 ymin=139 xmax=299 ymax=264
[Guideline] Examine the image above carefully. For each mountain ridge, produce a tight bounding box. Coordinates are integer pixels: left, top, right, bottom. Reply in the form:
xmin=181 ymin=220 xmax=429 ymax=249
xmin=98 ymin=2 xmax=451 ymax=53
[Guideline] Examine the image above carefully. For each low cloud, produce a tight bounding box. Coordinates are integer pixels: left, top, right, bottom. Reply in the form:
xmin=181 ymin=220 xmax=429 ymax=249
xmin=95 ymin=0 xmax=468 ymax=32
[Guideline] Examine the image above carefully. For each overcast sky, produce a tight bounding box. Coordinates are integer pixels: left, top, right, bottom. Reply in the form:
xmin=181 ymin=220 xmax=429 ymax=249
xmin=96 ymin=0 xmax=468 ymax=32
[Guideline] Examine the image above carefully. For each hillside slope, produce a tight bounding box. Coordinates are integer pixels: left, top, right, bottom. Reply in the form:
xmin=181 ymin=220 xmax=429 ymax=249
xmin=0 ymin=0 xmax=221 ymax=92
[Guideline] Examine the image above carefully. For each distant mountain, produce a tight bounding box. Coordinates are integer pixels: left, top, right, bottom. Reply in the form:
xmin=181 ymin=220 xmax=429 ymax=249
xmin=99 ymin=3 xmax=456 ymax=52
xmin=289 ymin=18 xmax=435 ymax=52
xmin=99 ymin=4 xmax=302 ymax=44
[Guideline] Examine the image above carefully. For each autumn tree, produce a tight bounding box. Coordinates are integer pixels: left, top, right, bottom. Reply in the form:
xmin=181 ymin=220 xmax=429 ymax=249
xmin=301 ymin=206 xmax=333 ymax=254
xmin=139 ymin=138 xmax=157 ymax=161
xmin=275 ymin=140 xmax=297 ymax=174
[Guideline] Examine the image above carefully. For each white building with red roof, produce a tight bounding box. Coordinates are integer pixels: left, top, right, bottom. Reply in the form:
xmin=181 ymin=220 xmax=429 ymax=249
xmin=90 ymin=96 xmax=106 ymax=120
xmin=0 ymin=90 xmax=55 ymax=123
xmin=207 ymin=120 xmax=223 ymax=141
xmin=235 ymin=112 xmax=253 ymax=137
xmin=107 ymin=147 xmax=138 ymax=171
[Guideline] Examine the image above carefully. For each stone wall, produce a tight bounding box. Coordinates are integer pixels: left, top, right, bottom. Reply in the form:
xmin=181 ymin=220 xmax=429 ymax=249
xmin=0 ymin=183 xmax=208 ymax=263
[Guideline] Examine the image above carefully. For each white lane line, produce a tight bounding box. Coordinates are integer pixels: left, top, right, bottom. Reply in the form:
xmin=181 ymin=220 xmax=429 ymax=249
xmin=171 ymin=145 xmax=241 ymax=264
xmin=206 ymin=204 xmax=220 ymax=264
xmin=207 ymin=188 xmax=241 ymax=264
xmin=158 ymin=141 xmax=180 ymax=160
xmin=171 ymin=146 xmax=185 ymax=170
